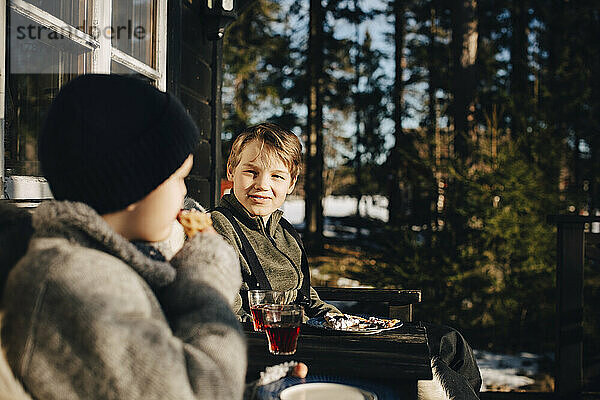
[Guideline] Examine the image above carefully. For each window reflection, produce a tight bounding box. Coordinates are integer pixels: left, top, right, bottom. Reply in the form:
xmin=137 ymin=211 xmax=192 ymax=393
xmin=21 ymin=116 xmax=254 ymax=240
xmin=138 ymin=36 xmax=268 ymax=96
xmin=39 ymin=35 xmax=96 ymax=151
xmin=6 ymin=11 xmax=91 ymax=176
xmin=112 ymin=0 xmax=156 ymax=67
xmin=25 ymin=0 xmax=92 ymax=29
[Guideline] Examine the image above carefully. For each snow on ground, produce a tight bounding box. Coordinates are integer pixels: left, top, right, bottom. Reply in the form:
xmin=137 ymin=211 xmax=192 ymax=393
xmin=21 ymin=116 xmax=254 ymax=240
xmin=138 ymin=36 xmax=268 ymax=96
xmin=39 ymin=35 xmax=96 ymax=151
xmin=281 ymin=195 xmax=389 ymax=225
xmin=475 ymin=350 xmax=541 ymax=391
xmin=281 ymin=196 xmax=544 ymax=392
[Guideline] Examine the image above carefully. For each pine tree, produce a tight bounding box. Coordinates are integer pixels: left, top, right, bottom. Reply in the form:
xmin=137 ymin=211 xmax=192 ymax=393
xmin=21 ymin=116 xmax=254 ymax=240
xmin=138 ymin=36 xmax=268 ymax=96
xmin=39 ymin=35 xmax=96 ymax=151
xmin=222 ymin=0 xmax=289 ymax=134
xmin=355 ymin=31 xmax=388 ymax=195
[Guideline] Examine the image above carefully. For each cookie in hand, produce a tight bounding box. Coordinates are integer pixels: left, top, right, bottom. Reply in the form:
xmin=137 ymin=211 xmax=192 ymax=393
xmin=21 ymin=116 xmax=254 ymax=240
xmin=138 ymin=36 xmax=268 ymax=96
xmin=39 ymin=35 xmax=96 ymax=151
xmin=177 ymin=209 xmax=213 ymax=238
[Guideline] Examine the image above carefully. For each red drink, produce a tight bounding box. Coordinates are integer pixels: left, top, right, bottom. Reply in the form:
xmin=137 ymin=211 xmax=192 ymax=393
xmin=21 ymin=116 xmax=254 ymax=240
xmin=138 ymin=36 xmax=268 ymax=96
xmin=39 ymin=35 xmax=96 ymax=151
xmin=262 ymin=304 xmax=303 ymax=355
xmin=250 ymin=305 xmax=265 ymax=331
xmin=247 ymin=290 xmax=286 ymax=332
xmin=264 ymin=325 xmax=301 ymax=355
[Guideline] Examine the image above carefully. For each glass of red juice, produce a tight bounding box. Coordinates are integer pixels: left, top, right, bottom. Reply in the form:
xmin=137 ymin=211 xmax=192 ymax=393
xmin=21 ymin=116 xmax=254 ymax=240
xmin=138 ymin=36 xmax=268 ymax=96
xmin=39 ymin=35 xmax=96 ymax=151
xmin=262 ymin=304 xmax=304 ymax=355
xmin=247 ymin=290 xmax=286 ymax=331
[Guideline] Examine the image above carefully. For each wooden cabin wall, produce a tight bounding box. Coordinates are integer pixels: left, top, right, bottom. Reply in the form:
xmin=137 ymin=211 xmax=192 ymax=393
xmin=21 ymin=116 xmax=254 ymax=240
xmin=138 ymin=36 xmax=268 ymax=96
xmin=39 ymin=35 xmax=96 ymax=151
xmin=168 ymin=0 xmax=222 ymax=209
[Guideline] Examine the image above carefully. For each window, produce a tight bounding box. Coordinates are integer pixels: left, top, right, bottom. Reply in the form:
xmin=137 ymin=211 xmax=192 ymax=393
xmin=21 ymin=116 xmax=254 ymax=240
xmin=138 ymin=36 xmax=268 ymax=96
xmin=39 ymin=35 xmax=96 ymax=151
xmin=2 ymin=0 xmax=167 ymax=199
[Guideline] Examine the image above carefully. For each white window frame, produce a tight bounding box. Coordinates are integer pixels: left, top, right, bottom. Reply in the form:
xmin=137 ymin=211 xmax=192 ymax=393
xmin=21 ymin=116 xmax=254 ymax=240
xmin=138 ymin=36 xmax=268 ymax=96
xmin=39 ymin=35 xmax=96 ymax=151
xmin=0 ymin=1 xmax=6 ymax=198
xmin=1 ymin=0 xmax=168 ymax=200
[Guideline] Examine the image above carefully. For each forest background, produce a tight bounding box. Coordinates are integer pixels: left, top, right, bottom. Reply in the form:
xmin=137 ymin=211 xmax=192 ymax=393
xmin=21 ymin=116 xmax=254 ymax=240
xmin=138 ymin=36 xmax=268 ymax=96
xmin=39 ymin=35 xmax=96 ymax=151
xmin=220 ymin=0 xmax=600 ymax=390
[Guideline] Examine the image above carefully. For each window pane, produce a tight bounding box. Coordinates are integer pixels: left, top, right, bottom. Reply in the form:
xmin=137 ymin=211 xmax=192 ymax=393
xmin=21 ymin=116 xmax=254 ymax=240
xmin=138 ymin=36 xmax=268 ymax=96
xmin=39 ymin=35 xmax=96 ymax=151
xmin=110 ymin=60 xmax=154 ymax=84
xmin=6 ymin=12 xmax=91 ymax=176
xmin=24 ymin=0 xmax=92 ymax=29
xmin=112 ymin=0 xmax=156 ymax=67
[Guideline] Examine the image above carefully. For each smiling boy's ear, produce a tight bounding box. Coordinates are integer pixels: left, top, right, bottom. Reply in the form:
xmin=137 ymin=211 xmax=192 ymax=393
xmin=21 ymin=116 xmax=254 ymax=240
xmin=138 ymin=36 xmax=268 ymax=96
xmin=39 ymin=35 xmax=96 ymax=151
xmin=226 ymin=167 xmax=235 ymax=182
xmin=287 ymin=176 xmax=297 ymax=194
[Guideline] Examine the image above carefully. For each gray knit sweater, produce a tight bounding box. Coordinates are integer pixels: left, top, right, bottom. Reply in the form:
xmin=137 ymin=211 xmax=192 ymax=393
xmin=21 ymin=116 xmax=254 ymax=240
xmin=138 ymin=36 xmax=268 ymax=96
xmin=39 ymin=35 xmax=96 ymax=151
xmin=0 ymin=201 xmax=246 ymax=399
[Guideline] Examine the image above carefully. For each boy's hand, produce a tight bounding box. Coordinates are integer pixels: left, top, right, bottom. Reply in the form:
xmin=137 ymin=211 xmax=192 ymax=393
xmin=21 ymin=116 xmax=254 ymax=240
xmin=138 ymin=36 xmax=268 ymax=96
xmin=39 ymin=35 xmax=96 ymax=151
xmin=292 ymin=362 xmax=309 ymax=378
xmin=257 ymin=361 xmax=308 ymax=386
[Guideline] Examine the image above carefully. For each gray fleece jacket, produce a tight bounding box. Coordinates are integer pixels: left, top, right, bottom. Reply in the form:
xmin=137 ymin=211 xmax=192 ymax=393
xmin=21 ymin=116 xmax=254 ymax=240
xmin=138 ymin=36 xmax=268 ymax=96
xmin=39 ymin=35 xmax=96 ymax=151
xmin=212 ymin=194 xmax=340 ymax=320
xmin=0 ymin=200 xmax=246 ymax=400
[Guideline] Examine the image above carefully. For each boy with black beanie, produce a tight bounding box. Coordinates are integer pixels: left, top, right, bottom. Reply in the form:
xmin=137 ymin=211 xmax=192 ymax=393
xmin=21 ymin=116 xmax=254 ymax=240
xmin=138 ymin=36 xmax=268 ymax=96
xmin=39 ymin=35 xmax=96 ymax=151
xmin=0 ymin=74 xmax=246 ymax=399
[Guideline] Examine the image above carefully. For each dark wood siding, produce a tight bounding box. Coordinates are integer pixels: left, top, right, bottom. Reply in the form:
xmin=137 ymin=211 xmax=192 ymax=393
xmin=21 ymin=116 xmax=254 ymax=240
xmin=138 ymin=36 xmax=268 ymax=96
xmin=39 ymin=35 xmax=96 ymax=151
xmin=168 ymin=0 xmax=222 ymax=209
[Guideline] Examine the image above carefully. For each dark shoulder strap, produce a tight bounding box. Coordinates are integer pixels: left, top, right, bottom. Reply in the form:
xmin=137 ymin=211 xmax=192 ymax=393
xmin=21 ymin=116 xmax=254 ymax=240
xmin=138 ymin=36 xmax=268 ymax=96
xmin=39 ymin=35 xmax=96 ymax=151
xmin=278 ymin=217 xmax=311 ymax=307
xmin=213 ymin=207 xmax=271 ymax=291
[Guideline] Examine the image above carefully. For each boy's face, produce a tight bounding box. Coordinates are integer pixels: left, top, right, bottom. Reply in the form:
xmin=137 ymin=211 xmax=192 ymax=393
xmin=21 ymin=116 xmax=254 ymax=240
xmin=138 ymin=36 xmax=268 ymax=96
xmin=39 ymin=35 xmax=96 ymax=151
xmin=125 ymin=155 xmax=193 ymax=242
xmin=228 ymin=140 xmax=296 ymax=221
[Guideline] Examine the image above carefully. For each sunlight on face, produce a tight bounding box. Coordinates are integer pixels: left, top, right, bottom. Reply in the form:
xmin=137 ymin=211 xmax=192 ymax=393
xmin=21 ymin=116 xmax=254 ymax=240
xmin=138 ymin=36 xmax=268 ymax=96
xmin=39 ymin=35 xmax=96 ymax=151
xmin=126 ymin=155 xmax=193 ymax=242
xmin=228 ymin=141 xmax=296 ymax=221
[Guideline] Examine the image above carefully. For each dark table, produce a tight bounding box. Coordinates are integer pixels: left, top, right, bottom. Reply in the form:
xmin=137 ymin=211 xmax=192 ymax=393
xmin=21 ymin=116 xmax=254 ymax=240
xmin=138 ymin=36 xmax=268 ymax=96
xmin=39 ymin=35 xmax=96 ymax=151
xmin=245 ymin=322 xmax=432 ymax=399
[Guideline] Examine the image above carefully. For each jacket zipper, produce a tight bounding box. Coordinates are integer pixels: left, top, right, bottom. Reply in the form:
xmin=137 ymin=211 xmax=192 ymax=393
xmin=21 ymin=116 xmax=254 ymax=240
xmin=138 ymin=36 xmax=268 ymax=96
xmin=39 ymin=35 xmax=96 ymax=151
xmin=260 ymin=219 xmax=303 ymax=290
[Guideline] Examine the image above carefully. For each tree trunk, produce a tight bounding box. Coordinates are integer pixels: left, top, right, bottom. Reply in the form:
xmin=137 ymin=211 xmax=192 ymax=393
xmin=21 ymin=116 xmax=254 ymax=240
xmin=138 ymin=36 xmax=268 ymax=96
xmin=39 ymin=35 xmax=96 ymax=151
xmin=428 ymin=5 xmax=438 ymax=168
xmin=546 ymin=0 xmax=569 ymax=196
xmin=305 ymin=0 xmax=325 ymax=250
xmin=510 ymin=0 xmax=530 ymax=159
xmin=428 ymin=3 xmax=440 ymax=240
xmin=450 ymin=0 xmax=478 ymax=160
xmin=387 ymin=0 xmax=406 ymax=226
xmin=354 ymin=4 xmax=362 ymax=218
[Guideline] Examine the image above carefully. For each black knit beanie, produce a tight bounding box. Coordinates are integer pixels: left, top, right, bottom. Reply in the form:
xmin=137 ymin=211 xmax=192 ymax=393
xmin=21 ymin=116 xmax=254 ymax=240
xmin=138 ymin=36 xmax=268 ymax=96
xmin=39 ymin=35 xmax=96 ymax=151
xmin=39 ymin=74 xmax=200 ymax=214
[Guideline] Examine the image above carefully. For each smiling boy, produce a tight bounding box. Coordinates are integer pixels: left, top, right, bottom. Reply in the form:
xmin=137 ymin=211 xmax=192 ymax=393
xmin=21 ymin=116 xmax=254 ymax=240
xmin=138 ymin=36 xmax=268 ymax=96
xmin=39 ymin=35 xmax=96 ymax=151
xmin=229 ymin=139 xmax=295 ymax=219
xmin=211 ymin=123 xmax=341 ymax=320
xmin=212 ymin=123 xmax=483 ymax=399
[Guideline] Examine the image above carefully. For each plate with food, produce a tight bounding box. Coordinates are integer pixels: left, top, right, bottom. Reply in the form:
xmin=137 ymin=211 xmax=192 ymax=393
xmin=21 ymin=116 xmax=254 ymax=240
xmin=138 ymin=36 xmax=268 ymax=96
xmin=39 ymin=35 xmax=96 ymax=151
xmin=305 ymin=312 xmax=402 ymax=335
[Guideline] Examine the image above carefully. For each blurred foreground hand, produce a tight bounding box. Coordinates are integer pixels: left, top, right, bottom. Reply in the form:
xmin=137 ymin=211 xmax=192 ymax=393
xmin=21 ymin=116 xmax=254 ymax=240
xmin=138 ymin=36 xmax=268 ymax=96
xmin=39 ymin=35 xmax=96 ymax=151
xmin=257 ymin=361 xmax=308 ymax=385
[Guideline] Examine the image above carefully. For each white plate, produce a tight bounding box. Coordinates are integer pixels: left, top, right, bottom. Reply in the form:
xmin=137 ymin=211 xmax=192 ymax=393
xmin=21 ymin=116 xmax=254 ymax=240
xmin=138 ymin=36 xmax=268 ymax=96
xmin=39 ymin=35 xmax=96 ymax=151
xmin=279 ymin=382 xmax=377 ymax=400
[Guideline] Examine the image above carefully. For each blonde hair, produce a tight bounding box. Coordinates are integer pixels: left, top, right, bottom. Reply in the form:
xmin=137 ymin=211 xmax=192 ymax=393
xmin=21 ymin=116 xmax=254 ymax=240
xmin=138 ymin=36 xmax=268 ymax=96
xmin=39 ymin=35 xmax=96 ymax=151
xmin=227 ymin=123 xmax=302 ymax=180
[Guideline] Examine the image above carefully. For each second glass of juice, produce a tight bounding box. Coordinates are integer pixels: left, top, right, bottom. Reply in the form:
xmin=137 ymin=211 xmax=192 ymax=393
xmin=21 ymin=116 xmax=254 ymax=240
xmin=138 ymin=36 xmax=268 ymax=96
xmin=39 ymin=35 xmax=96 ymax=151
xmin=247 ymin=290 xmax=286 ymax=331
